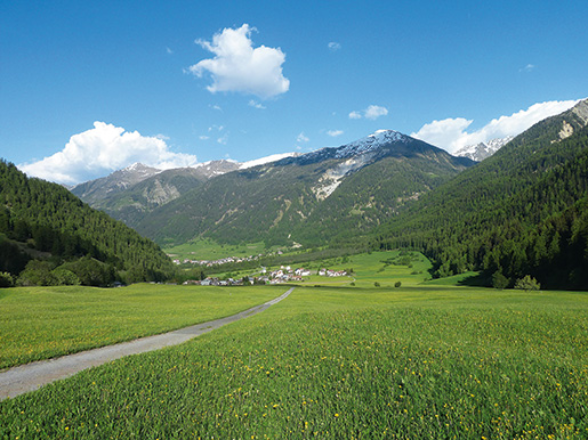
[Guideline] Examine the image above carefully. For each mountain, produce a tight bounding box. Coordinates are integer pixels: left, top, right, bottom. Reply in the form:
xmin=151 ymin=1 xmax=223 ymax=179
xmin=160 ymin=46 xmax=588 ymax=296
xmin=131 ymin=130 xmax=474 ymax=247
xmin=0 ymin=160 xmax=175 ymax=286
xmin=72 ymin=160 xmax=241 ymax=225
xmin=375 ymin=99 xmax=588 ymax=289
xmin=71 ymin=163 xmax=162 ymax=206
xmin=454 ymin=136 xmax=514 ymax=161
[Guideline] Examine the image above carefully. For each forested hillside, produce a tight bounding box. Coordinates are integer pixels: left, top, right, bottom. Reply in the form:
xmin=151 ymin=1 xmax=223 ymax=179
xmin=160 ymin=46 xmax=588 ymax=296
xmin=375 ymin=100 xmax=588 ymax=289
xmin=0 ymin=160 xmax=175 ymax=286
xmin=133 ymin=131 xmax=474 ymax=247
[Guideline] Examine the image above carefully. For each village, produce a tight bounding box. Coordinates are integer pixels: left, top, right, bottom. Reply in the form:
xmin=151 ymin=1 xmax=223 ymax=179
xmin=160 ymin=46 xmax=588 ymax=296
xmin=182 ymin=265 xmax=349 ymax=286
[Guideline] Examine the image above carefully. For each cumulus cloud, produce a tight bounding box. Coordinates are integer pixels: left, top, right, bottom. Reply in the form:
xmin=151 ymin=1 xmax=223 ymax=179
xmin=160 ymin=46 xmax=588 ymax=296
xmin=297 ymin=132 xmax=309 ymax=143
xmin=188 ymin=24 xmax=290 ymax=99
xmin=328 ymin=42 xmax=341 ymax=51
xmin=411 ymin=99 xmax=580 ymax=153
xmin=365 ymin=105 xmax=389 ymax=120
xmin=327 ymin=130 xmax=344 ymax=137
xmin=18 ymin=122 xmax=198 ymax=185
xmin=248 ymin=99 xmax=266 ymax=109
xmin=349 ymin=105 xmax=388 ymax=120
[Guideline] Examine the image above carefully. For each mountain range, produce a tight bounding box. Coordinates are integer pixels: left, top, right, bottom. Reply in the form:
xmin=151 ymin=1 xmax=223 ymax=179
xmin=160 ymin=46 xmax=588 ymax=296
xmin=70 ymin=130 xmax=520 ymax=229
xmin=75 ymin=130 xmax=474 ymax=247
xmin=3 ymin=98 xmax=588 ymax=290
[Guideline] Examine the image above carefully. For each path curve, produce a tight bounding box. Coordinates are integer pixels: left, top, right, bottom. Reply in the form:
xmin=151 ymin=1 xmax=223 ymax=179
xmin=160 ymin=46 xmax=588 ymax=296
xmin=0 ymin=287 xmax=294 ymax=401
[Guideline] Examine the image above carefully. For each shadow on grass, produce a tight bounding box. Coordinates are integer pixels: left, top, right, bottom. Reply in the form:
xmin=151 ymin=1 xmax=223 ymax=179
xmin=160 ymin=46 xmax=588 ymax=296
xmin=457 ymin=273 xmax=491 ymax=287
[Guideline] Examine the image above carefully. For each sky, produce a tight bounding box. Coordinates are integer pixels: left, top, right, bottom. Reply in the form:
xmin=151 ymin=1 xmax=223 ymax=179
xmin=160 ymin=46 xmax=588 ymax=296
xmin=1 ymin=0 xmax=587 ymax=185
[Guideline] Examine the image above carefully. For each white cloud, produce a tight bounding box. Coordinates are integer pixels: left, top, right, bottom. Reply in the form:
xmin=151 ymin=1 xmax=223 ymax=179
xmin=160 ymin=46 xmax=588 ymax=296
xmin=18 ymin=122 xmax=198 ymax=185
xmin=349 ymin=105 xmax=388 ymax=120
xmin=410 ymin=118 xmax=473 ymax=153
xmin=188 ymin=24 xmax=290 ymax=99
xmin=211 ymin=104 xmax=223 ymax=111
xmin=327 ymin=130 xmax=344 ymax=137
xmin=217 ymin=133 xmax=229 ymax=145
xmin=328 ymin=42 xmax=341 ymax=51
xmin=521 ymin=63 xmax=535 ymax=72
xmin=199 ymin=135 xmax=210 ymax=140
xmin=365 ymin=105 xmax=389 ymax=120
xmin=297 ymin=132 xmax=309 ymax=143
xmin=411 ymin=99 xmax=580 ymax=153
xmin=248 ymin=99 xmax=266 ymax=109
xmin=166 ymin=47 xmax=173 ymax=55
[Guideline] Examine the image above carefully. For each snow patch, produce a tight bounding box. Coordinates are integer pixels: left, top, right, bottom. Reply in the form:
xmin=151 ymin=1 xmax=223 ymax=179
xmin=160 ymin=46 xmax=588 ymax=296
xmin=240 ymin=152 xmax=299 ymax=169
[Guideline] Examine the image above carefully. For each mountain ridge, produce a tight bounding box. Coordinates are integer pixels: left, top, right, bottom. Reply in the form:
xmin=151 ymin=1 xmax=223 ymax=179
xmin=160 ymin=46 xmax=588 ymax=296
xmin=131 ymin=130 xmax=474 ymax=247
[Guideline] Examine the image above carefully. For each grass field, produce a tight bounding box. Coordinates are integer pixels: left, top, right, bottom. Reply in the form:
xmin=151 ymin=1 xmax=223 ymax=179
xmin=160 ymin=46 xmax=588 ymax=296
xmin=2 ymin=284 xmax=587 ymax=439
xmin=281 ymin=250 xmax=433 ymax=288
xmin=0 ymin=284 xmax=284 ymax=369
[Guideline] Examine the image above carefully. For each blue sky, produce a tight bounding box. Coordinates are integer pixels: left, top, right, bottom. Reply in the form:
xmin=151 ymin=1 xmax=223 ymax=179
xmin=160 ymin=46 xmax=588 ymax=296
xmin=1 ymin=0 xmax=587 ymax=184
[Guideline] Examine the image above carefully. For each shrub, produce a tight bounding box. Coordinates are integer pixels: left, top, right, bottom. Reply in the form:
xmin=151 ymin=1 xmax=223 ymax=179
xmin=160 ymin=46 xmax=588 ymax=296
xmin=492 ymin=270 xmax=509 ymax=290
xmin=514 ymin=275 xmax=541 ymax=291
xmin=374 ymin=282 xmax=381 ymax=287
xmin=394 ymin=281 xmax=402 ymax=288
xmin=0 ymin=271 xmax=15 ymax=287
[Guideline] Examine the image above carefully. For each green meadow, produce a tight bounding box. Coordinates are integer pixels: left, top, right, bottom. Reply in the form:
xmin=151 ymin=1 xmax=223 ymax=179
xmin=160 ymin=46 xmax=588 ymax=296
xmin=0 ymin=284 xmax=283 ymax=369
xmin=1 ymin=252 xmax=587 ymax=439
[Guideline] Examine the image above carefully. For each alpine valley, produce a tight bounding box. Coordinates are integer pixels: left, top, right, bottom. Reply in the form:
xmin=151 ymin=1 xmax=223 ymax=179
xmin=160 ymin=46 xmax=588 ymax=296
xmin=3 ymin=99 xmax=588 ymax=290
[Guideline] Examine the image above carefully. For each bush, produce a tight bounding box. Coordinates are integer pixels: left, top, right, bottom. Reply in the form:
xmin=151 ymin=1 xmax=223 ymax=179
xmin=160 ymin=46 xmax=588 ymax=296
xmin=51 ymin=268 xmax=81 ymax=286
xmin=394 ymin=281 xmax=402 ymax=288
xmin=17 ymin=261 xmax=56 ymax=286
xmin=492 ymin=270 xmax=509 ymax=290
xmin=0 ymin=271 xmax=15 ymax=287
xmin=374 ymin=282 xmax=381 ymax=287
xmin=514 ymin=275 xmax=541 ymax=291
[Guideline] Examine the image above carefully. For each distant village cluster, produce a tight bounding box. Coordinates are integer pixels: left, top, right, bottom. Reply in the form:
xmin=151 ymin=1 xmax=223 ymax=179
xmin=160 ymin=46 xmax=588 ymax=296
xmin=182 ymin=265 xmax=348 ymax=286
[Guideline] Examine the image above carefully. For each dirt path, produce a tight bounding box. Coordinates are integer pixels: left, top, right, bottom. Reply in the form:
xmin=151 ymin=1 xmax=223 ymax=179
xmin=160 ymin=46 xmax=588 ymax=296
xmin=0 ymin=287 xmax=294 ymax=401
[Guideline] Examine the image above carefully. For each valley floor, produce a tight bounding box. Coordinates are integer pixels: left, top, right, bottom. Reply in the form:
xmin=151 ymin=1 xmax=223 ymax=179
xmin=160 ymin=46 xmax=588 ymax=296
xmin=1 ymin=252 xmax=587 ymax=439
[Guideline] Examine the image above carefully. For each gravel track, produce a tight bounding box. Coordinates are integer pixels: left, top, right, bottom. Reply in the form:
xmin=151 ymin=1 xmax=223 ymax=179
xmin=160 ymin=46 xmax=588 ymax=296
xmin=0 ymin=287 xmax=294 ymax=401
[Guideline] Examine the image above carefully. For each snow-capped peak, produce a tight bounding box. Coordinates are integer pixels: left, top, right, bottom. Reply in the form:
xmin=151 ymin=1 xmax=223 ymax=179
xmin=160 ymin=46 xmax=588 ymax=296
xmin=454 ymin=136 xmax=514 ymax=161
xmin=333 ymin=129 xmax=409 ymax=158
xmin=122 ymin=162 xmax=161 ymax=174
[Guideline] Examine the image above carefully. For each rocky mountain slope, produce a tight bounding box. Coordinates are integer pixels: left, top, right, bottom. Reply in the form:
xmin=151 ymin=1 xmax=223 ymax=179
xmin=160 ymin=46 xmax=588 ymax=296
xmin=72 ymin=160 xmax=241 ymax=225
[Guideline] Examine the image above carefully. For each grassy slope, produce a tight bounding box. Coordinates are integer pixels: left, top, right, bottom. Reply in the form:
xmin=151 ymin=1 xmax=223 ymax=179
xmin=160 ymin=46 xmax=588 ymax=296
xmin=1 ymin=286 xmax=587 ymax=439
xmin=0 ymin=284 xmax=285 ymax=369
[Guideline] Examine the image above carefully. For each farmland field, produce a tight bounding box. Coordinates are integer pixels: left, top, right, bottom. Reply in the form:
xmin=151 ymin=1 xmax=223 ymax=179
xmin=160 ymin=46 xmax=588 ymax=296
xmin=1 ymin=282 xmax=587 ymax=439
xmin=0 ymin=284 xmax=284 ymax=369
